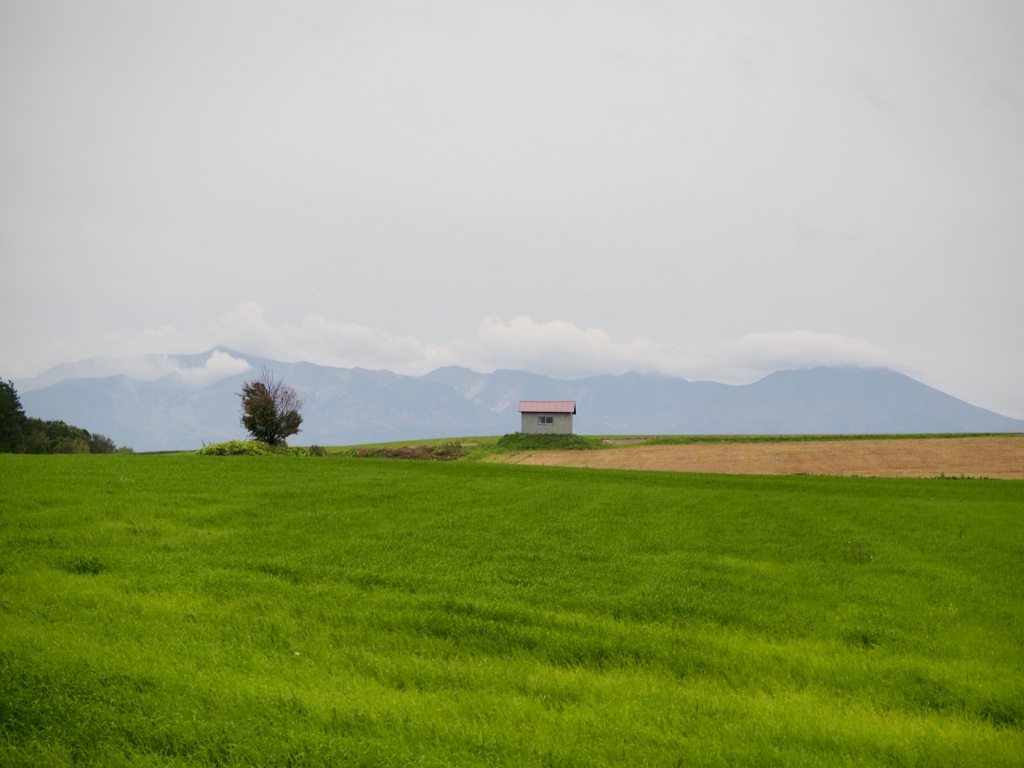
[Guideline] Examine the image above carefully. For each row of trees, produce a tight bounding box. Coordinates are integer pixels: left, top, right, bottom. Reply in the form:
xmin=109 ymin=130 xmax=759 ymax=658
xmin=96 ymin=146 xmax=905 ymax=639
xmin=0 ymin=380 xmax=124 ymax=454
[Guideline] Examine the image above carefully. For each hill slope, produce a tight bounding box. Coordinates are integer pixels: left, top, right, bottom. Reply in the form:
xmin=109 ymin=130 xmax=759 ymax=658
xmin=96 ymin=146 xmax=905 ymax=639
xmin=17 ymin=349 xmax=1024 ymax=450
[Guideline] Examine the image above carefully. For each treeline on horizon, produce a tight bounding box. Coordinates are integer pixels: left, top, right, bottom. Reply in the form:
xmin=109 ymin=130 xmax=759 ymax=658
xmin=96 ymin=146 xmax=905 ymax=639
xmin=0 ymin=379 xmax=129 ymax=454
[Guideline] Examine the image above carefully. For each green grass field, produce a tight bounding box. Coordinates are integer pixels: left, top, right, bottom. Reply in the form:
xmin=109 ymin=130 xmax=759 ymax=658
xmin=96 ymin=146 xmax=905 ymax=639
xmin=1 ymin=453 xmax=1022 ymax=766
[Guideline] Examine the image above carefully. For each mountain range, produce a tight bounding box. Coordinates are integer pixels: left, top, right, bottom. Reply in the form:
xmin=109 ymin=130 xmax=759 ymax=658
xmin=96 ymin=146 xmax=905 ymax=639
xmin=15 ymin=347 xmax=1024 ymax=452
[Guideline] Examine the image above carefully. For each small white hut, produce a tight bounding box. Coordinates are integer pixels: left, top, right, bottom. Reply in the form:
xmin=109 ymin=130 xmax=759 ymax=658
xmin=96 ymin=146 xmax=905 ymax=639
xmin=518 ymin=401 xmax=576 ymax=435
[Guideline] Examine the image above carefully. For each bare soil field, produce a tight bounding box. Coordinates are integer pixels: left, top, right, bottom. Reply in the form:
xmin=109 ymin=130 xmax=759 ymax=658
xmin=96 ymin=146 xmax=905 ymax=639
xmin=491 ymin=436 xmax=1024 ymax=479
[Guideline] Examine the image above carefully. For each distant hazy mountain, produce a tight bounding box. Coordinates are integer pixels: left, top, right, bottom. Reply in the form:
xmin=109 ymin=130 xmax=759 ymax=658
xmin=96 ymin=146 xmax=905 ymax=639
xmin=16 ymin=348 xmax=1024 ymax=451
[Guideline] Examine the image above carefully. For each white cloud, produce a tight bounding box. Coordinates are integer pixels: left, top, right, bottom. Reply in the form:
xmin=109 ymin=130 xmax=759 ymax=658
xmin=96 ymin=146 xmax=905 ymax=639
xmin=14 ymin=347 xmax=253 ymax=392
xmin=207 ymin=302 xmax=449 ymax=373
xmin=690 ymin=331 xmax=903 ymax=384
xmin=462 ymin=316 xmax=666 ymax=379
xmin=171 ymin=349 xmax=252 ymax=387
xmin=452 ymin=317 xmax=901 ymax=383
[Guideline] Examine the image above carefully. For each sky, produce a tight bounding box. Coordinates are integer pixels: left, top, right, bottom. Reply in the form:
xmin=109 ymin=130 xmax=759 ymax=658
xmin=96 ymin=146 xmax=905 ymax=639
xmin=2 ymin=1 xmax=1022 ymax=418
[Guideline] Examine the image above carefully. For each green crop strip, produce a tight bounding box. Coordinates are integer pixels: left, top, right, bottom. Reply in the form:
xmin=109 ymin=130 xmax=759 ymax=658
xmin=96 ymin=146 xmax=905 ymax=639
xmin=1 ymin=454 xmax=1021 ymax=766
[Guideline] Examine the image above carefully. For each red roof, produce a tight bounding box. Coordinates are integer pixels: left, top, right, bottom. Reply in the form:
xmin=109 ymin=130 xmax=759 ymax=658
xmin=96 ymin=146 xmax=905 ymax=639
xmin=518 ymin=400 xmax=576 ymax=414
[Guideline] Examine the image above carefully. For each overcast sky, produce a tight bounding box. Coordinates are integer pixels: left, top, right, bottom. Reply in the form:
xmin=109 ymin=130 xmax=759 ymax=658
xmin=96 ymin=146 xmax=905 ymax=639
xmin=2 ymin=1 xmax=1022 ymax=417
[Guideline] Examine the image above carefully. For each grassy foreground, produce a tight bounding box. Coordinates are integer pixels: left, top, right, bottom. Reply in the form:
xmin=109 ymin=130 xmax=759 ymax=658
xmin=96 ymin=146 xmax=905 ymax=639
xmin=1 ymin=454 xmax=1021 ymax=766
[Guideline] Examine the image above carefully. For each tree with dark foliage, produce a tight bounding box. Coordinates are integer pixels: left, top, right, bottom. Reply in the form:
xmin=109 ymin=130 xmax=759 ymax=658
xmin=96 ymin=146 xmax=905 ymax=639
xmin=0 ymin=379 xmax=26 ymax=452
xmin=238 ymin=368 xmax=303 ymax=446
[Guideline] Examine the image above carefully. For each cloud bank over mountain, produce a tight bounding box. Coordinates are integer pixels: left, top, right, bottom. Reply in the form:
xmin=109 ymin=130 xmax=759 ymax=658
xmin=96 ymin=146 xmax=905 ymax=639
xmin=25 ymin=302 xmax=903 ymax=390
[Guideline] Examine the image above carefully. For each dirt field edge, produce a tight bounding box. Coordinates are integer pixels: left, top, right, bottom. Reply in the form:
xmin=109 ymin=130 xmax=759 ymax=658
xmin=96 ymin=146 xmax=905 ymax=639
xmin=490 ymin=436 xmax=1024 ymax=479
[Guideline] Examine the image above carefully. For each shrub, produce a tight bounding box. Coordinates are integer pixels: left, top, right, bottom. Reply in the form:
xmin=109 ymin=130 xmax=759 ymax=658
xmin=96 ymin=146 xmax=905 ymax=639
xmin=269 ymin=445 xmax=332 ymax=457
xmin=197 ymin=441 xmax=272 ymax=456
xmin=198 ymin=442 xmax=332 ymax=457
xmin=496 ymin=433 xmax=597 ymax=451
xmin=432 ymin=441 xmax=467 ymax=460
xmin=349 ymin=442 xmax=467 ymax=461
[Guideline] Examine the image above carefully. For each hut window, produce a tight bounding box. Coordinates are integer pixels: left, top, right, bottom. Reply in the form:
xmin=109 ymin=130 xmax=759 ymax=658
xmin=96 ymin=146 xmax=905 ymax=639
xmin=538 ymin=416 xmax=554 ymax=425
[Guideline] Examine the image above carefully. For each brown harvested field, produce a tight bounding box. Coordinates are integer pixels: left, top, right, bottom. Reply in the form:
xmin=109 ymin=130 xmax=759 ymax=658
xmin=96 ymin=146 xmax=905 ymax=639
xmin=489 ymin=436 xmax=1024 ymax=479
